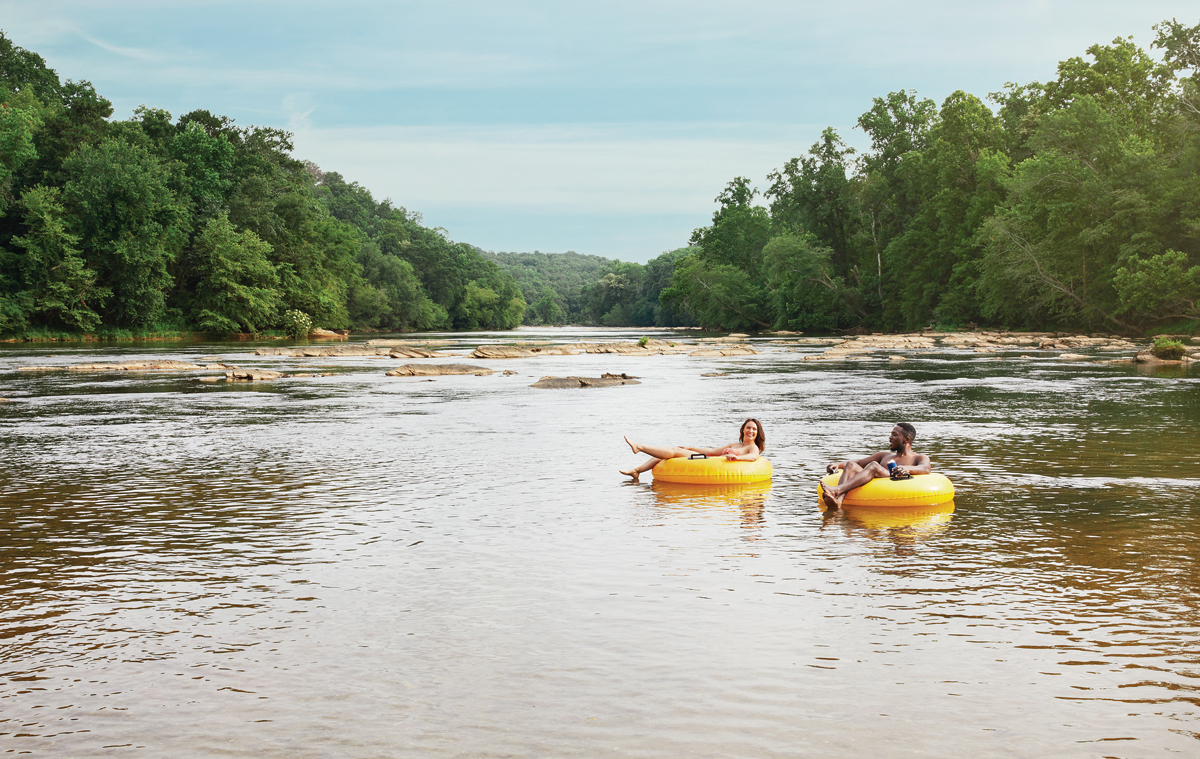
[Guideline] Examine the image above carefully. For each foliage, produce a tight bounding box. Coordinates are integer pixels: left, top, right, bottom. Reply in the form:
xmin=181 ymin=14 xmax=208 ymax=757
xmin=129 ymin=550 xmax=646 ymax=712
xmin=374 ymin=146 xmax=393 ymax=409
xmin=282 ymin=309 xmax=312 ymax=337
xmin=1150 ymin=336 xmax=1186 ymax=359
xmin=0 ymin=31 xmax=527 ymax=338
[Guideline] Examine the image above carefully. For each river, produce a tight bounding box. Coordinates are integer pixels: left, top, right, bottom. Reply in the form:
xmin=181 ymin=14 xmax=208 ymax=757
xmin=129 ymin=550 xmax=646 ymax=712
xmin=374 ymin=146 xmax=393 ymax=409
xmin=1 ymin=328 xmax=1198 ymax=757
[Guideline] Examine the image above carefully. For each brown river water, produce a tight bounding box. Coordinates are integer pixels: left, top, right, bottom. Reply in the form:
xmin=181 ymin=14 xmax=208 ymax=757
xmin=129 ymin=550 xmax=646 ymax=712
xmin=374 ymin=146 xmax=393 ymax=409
xmin=1 ymin=328 xmax=1198 ymax=758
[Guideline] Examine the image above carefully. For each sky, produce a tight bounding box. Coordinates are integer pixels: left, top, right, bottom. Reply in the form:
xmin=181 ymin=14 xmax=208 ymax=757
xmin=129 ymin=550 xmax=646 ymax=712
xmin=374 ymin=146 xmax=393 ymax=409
xmin=1 ymin=0 xmax=1196 ymax=261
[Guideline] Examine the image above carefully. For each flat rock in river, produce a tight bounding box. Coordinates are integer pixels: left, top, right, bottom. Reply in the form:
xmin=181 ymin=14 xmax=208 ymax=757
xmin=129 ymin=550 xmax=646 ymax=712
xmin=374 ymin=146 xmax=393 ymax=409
xmin=530 ymin=375 xmax=641 ymax=388
xmin=689 ymin=345 xmax=760 ymax=357
xmin=68 ymin=360 xmax=203 ymax=372
xmin=387 ymin=363 xmax=494 ymax=376
xmin=467 ymin=345 xmax=579 ymax=359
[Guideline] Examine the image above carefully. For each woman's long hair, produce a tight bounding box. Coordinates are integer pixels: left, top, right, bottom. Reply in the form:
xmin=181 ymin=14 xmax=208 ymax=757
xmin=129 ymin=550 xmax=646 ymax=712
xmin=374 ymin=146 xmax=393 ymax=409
xmin=740 ymin=418 xmax=766 ymax=451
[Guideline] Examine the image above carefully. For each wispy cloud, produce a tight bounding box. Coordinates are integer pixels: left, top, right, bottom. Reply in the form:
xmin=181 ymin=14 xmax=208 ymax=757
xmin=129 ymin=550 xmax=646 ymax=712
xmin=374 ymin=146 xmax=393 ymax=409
xmin=76 ymin=31 xmax=162 ymax=62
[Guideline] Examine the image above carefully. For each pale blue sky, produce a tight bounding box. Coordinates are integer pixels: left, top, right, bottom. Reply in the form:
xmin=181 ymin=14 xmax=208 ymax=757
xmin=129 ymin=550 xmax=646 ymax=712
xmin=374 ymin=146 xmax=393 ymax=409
xmin=2 ymin=1 xmax=1195 ymax=261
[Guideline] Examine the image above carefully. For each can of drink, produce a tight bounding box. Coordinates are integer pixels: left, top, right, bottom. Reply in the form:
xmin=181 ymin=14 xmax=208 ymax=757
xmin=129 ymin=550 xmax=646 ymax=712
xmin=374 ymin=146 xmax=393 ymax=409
xmin=887 ymin=462 xmax=896 ymax=474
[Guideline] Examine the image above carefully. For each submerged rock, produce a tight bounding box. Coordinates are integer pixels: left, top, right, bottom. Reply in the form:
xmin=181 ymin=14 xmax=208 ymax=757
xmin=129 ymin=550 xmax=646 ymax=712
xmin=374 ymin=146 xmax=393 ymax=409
xmin=386 ymin=363 xmax=494 ymax=376
xmin=530 ymin=375 xmax=641 ymax=389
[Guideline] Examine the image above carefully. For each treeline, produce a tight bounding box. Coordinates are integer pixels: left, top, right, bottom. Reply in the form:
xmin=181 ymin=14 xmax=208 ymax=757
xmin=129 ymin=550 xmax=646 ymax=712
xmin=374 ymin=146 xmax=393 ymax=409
xmin=0 ymin=33 xmax=525 ymax=337
xmin=659 ymin=20 xmax=1200 ymax=333
xmin=486 ymin=248 xmax=695 ymax=327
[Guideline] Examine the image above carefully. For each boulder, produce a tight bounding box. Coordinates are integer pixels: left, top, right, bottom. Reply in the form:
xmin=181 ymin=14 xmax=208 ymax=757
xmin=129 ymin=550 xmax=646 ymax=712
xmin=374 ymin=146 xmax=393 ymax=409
xmin=308 ymin=328 xmax=349 ymax=340
xmin=386 ymin=363 xmax=494 ymax=376
xmin=888 ymin=355 xmax=906 ymax=361
xmin=530 ymin=375 xmax=641 ymax=388
xmin=1058 ymin=353 xmax=1091 ymax=359
xmin=17 ymin=366 xmax=60 ymax=372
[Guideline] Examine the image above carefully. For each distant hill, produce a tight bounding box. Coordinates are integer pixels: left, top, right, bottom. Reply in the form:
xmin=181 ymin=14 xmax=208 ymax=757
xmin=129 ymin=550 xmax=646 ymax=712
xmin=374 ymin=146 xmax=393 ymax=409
xmin=482 ymin=250 xmax=615 ymax=323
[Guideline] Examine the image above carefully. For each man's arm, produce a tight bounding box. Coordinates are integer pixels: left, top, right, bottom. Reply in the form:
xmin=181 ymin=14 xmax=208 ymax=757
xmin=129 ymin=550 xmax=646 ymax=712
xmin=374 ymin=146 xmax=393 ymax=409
xmin=893 ymin=454 xmax=931 ymax=475
xmin=826 ymin=451 xmax=886 ymax=474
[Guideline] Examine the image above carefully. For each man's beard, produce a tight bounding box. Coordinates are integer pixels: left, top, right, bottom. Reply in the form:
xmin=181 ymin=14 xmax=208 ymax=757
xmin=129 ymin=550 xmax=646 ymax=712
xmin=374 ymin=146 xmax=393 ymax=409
xmin=890 ymin=442 xmax=904 ymax=453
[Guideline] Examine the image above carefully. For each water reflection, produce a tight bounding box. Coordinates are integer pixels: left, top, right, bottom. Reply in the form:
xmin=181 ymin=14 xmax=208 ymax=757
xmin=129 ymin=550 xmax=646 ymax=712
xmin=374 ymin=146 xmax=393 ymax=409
xmin=650 ymin=480 xmax=772 ymax=531
xmin=819 ymin=502 xmax=956 ymax=555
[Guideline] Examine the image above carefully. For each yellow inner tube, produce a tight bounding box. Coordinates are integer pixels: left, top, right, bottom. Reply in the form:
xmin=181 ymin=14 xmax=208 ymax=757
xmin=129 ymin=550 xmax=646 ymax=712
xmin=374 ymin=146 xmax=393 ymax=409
xmin=818 ymin=472 xmax=954 ymax=507
xmin=653 ymin=456 xmax=773 ymax=485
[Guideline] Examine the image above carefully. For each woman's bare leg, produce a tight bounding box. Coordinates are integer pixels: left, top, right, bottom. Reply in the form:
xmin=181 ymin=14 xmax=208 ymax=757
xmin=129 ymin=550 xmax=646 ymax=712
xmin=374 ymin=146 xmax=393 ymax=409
xmin=624 ymin=436 xmax=689 ymax=461
xmin=620 ymin=456 xmax=662 ymax=481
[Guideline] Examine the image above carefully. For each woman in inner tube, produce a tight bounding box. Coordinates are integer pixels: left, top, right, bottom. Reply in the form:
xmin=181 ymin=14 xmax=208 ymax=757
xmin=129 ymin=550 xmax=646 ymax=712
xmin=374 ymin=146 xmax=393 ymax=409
xmin=620 ymin=418 xmax=765 ymax=481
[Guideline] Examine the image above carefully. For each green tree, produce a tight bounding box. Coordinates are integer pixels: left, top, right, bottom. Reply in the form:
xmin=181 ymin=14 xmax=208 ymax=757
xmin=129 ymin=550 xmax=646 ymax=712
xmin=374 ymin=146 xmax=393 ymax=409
xmin=61 ymin=137 xmax=189 ymax=327
xmin=12 ymin=185 xmax=108 ymax=331
xmin=188 ymin=213 xmax=281 ymax=333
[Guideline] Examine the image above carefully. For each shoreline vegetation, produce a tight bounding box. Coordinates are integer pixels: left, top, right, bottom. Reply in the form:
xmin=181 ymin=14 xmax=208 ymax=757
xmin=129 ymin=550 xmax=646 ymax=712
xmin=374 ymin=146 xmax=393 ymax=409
xmin=2 ymin=20 xmax=1200 ymax=342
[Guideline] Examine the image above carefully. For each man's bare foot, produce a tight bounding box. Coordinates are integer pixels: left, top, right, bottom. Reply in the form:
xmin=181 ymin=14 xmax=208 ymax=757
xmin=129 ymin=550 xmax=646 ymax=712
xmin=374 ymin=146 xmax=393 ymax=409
xmin=624 ymin=435 xmax=640 ymax=454
xmin=620 ymin=468 xmax=640 ymax=481
xmin=821 ymin=487 xmax=843 ymax=510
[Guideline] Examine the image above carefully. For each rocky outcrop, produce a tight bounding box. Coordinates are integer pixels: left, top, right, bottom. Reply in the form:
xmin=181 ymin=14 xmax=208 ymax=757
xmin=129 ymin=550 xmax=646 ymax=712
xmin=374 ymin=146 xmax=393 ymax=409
xmin=256 ymin=345 xmax=384 ymax=357
xmin=689 ymin=345 xmax=760 ymax=357
xmin=308 ymin=328 xmax=348 ymax=340
xmin=68 ymin=360 xmax=203 ymax=372
xmin=386 ymin=363 xmax=494 ymax=376
xmin=388 ymin=346 xmax=453 ymax=358
xmin=467 ymin=345 xmax=579 ymax=359
xmin=226 ymin=369 xmax=286 ymax=381
xmin=530 ymin=374 xmax=641 ymax=388
xmin=573 ymin=340 xmax=693 ymax=355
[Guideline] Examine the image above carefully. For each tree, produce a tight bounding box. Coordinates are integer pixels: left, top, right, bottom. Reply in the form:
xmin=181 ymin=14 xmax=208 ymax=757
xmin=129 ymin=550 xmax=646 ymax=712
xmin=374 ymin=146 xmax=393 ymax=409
xmin=12 ymin=185 xmax=108 ymax=331
xmin=61 ymin=137 xmax=188 ymax=327
xmin=188 ymin=213 xmax=281 ymax=333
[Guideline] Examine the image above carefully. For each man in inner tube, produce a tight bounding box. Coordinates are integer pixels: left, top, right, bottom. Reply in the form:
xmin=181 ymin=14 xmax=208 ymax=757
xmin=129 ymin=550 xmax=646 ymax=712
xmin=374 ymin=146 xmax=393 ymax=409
xmin=821 ymin=423 xmax=931 ymax=510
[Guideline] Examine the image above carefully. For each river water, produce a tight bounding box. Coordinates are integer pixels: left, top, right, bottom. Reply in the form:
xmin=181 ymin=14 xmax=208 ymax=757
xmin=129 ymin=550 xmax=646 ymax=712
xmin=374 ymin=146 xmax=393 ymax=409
xmin=1 ymin=328 xmax=1198 ymax=758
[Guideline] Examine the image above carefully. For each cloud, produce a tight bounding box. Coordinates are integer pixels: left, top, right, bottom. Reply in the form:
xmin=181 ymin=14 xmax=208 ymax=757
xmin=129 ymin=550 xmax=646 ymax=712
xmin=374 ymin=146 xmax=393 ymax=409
xmin=76 ymin=31 xmax=161 ymax=61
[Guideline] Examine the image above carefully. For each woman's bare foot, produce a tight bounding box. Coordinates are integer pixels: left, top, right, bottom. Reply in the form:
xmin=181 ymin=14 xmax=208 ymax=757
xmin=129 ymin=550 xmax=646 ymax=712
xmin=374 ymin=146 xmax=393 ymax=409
xmin=620 ymin=468 xmax=640 ymax=481
xmin=624 ymin=435 xmax=640 ymax=454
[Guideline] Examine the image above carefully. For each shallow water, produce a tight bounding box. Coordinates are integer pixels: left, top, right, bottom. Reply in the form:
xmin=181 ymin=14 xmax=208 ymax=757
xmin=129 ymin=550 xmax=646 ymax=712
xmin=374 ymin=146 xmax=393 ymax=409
xmin=1 ymin=329 xmax=1198 ymax=758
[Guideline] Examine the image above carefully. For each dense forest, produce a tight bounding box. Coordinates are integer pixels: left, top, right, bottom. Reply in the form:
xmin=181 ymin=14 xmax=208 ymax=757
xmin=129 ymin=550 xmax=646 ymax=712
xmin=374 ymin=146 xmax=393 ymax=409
xmin=654 ymin=19 xmax=1200 ymax=334
xmin=3 ymin=20 xmax=1199 ymax=338
xmin=0 ymin=33 xmax=525 ymax=337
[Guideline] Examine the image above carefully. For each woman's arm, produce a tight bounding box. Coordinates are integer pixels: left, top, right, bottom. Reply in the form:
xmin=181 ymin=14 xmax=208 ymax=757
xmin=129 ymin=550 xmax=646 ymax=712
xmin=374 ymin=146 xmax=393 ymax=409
xmin=725 ymin=443 xmax=760 ymax=461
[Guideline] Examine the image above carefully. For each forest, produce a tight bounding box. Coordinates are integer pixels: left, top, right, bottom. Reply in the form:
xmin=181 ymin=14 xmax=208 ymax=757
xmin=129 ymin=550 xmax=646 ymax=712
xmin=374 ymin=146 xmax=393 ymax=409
xmin=2 ymin=20 xmax=1199 ymax=338
xmin=650 ymin=19 xmax=1200 ymax=334
xmin=0 ymin=33 xmax=525 ymax=337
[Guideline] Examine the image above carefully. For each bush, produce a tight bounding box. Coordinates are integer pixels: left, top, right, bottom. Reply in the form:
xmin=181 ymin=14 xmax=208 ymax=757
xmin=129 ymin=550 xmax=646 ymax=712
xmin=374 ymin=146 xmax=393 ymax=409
xmin=637 ymin=335 xmax=649 ymax=347
xmin=1150 ymin=336 xmax=1185 ymax=360
xmin=283 ymin=309 xmax=313 ymax=338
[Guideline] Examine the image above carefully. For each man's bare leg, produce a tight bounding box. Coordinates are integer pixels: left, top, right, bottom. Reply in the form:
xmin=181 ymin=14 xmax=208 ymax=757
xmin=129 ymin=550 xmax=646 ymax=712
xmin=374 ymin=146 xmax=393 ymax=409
xmin=824 ymin=461 xmax=888 ymax=509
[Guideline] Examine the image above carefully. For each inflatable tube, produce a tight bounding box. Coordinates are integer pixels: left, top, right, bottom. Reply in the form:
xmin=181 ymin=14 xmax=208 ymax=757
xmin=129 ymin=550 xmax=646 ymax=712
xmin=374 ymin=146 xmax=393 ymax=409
xmin=818 ymin=472 xmax=954 ymax=507
xmin=653 ymin=456 xmax=772 ymax=485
